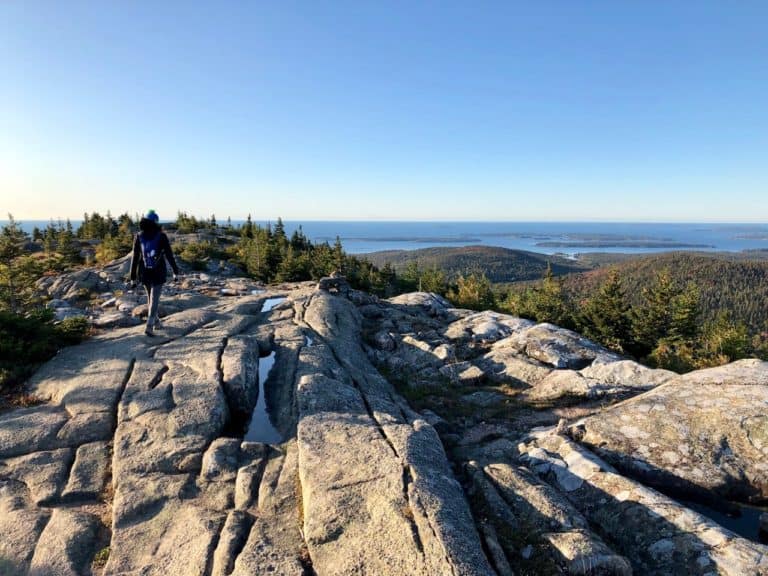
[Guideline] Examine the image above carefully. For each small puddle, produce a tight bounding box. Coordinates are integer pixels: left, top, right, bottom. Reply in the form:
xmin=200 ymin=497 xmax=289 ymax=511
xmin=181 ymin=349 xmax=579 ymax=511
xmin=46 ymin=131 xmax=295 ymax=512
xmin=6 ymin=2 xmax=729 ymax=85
xmin=682 ymin=499 xmax=768 ymax=544
xmin=251 ymin=289 xmax=266 ymax=295
xmin=261 ymin=296 xmax=286 ymax=313
xmin=305 ymin=335 xmax=314 ymax=347
xmin=244 ymin=350 xmax=283 ymax=444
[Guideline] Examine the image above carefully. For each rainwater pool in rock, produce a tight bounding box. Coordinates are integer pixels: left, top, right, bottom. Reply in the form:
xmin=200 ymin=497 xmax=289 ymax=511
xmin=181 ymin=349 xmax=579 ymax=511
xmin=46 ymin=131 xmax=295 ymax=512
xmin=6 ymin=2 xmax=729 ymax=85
xmin=261 ymin=296 xmax=286 ymax=312
xmin=242 ymin=296 xmax=287 ymax=444
xmin=682 ymin=500 xmax=768 ymax=544
xmin=243 ymin=350 xmax=282 ymax=444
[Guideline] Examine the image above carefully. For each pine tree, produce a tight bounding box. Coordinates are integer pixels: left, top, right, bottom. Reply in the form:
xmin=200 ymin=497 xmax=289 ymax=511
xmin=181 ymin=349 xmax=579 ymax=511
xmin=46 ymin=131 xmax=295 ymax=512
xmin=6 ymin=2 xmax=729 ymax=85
xmin=697 ymin=312 xmax=751 ymax=367
xmin=669 ymin=283 xmax=700 ymax=343
xmin=632 ymin=270 xmax=677 ymax=356
xmin=400 ymin=261 xmax=421 ymax=292
xmin=332 ymin=236 xmax=344 ymax=273
xmin=58 ymin=219 xmax=81 ymax=265
xmin=578 ymin=271 xmax=633 ymax=352
xmin=448 ymin=273 xmax=495 ymax=310
xmin=242 ymin=214 xmax=254 ymax=239
xmin=421 ymin=266 xmax=448 ymax=295
xmin=0 ymin=215 xmax=28 ymax=312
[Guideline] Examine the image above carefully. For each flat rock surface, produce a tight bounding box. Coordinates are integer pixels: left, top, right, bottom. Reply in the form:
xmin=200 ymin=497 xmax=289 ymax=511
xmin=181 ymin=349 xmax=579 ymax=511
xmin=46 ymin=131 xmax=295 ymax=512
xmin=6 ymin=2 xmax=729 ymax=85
xmin=358 ymin=290 xmax=768 ymax=574
xmin=519 ymin=432 xmax=768 ymax=575
xmin=5 ymin=268 xmax=768 ymax=575
xmin=570 ymin=359 xmax=768 ymax=501
xmin=1 ymin=279 xmax=494 ymax=575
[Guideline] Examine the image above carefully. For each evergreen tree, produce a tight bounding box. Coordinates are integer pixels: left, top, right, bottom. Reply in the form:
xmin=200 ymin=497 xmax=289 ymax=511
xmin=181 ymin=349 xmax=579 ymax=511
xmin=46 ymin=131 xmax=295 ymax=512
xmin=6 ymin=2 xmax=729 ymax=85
xmin=43 ymin=222 xmax=58 ymax=254
xmin=669 ymin=283 xmax=700 ymax=343
xmin=58 ymin=219 xmax=81 ymax=265
xmin=290 ymin=226 xmax=310 ymax=252
xmin=400 ymin=261 xmax=421 ymax=292
xmin=578 ymin=271 xmax=633 ymax=352
xmin=332 ymin=236 xmax=344 ymax=272
xmin=631 ymin=271 xmax=678 ymax=356
xmin=242 ymin=214 xmax=254 ymax=239
xmin=273 ymin=217 xmax=288 ymax=249
xmin=504 ymin=265 xmax=574 ymax=328
xmin=0 ymin=215 xmax=28 ymax=312
xmin=420 ymin=266 xmax=448 ymax=295
xmin=276 ymin=245 xmax=310 ymax=282
xmin=448 ymin=273 xmax=495 ymax=310
xmin=697 ymin=312 xmax=751 ymax=367
xmin=378 ymin=262 xmax=398 ymax=297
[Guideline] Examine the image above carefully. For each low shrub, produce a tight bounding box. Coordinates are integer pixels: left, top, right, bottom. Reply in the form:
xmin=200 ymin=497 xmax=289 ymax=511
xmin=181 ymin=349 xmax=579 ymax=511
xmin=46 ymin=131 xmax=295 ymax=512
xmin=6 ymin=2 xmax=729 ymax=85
xmin=0 ymin=309 xmax=89 ymax=396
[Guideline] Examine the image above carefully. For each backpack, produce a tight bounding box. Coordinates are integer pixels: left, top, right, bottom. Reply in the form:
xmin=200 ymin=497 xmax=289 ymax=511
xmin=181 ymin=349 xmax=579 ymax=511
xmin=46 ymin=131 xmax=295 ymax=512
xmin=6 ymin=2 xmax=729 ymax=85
xmin=140 ymin=233 xmax=162 ymax=270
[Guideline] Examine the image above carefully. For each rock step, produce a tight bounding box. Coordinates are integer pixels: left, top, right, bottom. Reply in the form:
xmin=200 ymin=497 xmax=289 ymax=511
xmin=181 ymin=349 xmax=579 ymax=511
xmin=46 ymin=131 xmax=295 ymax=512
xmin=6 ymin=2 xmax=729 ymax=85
xmin=299 ymin=291 xmax=494 ymax=576
xmin=520 ymin=433 xmax=768 ymax=575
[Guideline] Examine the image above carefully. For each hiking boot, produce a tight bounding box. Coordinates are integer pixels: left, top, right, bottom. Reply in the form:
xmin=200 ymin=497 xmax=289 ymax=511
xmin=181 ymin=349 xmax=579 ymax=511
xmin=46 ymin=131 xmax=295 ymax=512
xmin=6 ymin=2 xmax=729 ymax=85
xmin=154 ymin=317 xmax=162 ymax=330
xmin=144 ymin=328 xmax=154 ymax=337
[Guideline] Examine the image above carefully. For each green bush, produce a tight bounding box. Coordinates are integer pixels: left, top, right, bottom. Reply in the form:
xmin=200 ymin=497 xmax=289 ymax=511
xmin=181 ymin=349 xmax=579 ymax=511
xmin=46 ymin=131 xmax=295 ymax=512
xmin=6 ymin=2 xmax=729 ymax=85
xmin=179 ymin=241 xmax=220 ymax=271
xmin=0 ymin=309 xmax=88 ymax=394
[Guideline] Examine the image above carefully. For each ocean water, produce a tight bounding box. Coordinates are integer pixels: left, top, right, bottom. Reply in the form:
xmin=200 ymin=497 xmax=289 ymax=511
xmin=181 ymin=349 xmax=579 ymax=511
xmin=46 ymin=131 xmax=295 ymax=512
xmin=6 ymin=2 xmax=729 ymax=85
xmin=7 ymin=219 xmax=768 ymax=256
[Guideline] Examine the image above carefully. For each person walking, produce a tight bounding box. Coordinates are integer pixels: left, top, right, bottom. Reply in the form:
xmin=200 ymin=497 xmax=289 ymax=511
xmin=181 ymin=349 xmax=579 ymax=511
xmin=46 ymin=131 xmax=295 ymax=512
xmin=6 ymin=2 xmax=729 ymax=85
xmin=129 ymin=210 xmax=179 ymax=336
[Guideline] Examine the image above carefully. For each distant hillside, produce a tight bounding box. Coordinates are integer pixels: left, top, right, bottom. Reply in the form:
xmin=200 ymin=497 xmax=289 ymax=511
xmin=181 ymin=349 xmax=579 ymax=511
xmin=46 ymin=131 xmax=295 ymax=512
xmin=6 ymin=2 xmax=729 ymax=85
xmin=575 ymin=249 xmax=768 ymax=268
xmin=560 ymin=253 xmax=768 ymax=332
xmin=362 ymin=245 xmax=590 ymax=283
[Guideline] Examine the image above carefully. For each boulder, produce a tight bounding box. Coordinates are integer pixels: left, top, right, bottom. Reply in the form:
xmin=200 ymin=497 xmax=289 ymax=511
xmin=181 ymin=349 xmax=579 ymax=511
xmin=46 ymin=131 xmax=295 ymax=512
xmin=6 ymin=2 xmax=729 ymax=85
xmin=519 ymin=432 xmax=768 ymax=575
xmin=569 ymin=359 xmax=768 ymax=502
xmin=388 ymin=291 xmax=452 ymax=316
xmin=476 ymin=345 xmax=552 ymax=387
xmin=440 ymin=361 xmax=486 ymax=385
xmin=501 ymin=323 xmax=622 ymax=369
xmin=46 ymin=268 xmax=107 ymax=301
xmin=444 ymin=311 xmax=534 ymax=343
xmin=524 ymin=363 xmax=671 ymax=402
xmin=476 ymin=461 xmax=632 ymax=575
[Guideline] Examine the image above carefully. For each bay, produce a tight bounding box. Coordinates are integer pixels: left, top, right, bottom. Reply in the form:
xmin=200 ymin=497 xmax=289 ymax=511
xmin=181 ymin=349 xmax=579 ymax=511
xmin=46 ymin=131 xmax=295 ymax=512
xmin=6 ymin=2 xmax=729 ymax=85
xmin=6 ymin=219 xmax=768 ymax=257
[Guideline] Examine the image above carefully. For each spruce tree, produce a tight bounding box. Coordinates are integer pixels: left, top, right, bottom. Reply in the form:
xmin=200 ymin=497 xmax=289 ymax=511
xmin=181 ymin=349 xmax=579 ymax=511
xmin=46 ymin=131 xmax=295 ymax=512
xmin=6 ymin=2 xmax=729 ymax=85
xmin=0 ymin=215 xmax=27 ymax=312
xmin=632 ymin=270 xmax=677 ymax=356
xmin=579 ymin=270 xmax=633 ymax=352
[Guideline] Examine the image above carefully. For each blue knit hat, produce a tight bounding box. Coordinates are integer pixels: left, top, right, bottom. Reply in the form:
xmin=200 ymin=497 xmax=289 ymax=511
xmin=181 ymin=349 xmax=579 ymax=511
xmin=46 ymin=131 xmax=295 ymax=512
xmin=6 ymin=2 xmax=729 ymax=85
xmin=145 ymin=209 xmax=159 ymax=223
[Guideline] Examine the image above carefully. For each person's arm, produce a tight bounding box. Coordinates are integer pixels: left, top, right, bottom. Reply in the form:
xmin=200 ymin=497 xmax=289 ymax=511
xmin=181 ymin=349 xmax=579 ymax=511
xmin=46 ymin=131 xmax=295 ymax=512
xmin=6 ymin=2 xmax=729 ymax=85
xmin=162 ymin=233 xmax=180 ymax=276
xmin=129 ymin=234 xmax=140 ymax=281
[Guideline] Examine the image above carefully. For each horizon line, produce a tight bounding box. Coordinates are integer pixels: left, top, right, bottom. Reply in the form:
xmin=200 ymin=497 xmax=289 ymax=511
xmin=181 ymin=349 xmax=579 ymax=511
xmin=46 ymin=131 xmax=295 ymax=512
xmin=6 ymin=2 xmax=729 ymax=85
xmin=4 ymin=217 xmax=768 ymax=226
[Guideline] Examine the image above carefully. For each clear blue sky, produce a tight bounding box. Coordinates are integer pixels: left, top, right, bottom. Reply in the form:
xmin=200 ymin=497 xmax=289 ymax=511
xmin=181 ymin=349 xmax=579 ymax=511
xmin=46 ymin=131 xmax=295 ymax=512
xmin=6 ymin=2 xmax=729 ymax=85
xmin=2 ymin=1 xmax=767 ymax=222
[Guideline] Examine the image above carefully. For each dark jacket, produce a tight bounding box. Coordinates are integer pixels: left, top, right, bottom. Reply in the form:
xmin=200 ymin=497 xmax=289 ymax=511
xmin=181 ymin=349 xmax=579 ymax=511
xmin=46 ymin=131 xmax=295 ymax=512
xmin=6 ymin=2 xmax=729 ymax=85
xmin=130 ymin=219 xmax=179 ymax=285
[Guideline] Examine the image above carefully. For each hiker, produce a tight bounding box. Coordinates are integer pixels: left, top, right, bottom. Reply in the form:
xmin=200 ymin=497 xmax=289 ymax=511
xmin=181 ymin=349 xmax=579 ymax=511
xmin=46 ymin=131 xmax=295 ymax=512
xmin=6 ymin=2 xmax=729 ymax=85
xmin=128 ymin=210 xmax=179 ymax=336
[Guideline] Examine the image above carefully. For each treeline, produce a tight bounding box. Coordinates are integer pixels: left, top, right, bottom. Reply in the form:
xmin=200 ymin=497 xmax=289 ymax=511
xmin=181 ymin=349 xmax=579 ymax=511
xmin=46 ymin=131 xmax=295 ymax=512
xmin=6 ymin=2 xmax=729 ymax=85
xmin=225 ymin=217 xmax=430 ymax=296
xmin=503 ymin=267 xmax=767 ymax=372
xmin=384 ymin=258 xmax=767 ymax=372
xmin=364 ymin=245 xmax=588 ymax=283
xmin=168 ymin=214 xmax=434 ymax=296
xmin=562 ymin=252 xmax=768 ymax=333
